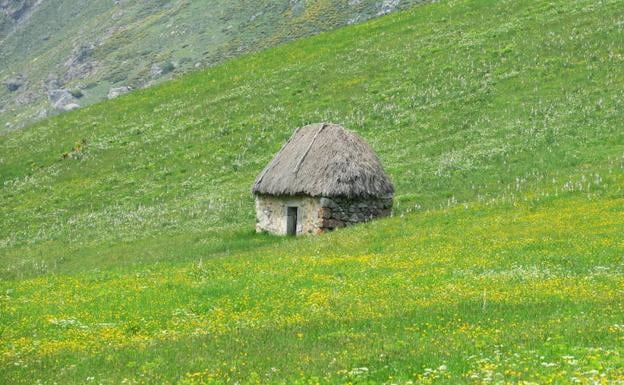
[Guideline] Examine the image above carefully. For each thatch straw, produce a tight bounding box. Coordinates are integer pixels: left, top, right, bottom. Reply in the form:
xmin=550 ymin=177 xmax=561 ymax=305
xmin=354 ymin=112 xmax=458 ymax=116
xmin=252 ymin=123 xmax=394 ymax=199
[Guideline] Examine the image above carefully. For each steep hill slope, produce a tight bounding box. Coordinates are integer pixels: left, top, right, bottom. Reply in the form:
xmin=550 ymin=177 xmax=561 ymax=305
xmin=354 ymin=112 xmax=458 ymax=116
xmin=0 ymin=0 xmax=422 ymax=130
xmin=0 ymin=0 xmax=623 ymax=383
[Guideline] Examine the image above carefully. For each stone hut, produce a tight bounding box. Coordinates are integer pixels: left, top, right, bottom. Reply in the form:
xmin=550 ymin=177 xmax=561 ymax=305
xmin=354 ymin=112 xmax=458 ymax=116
xmin=252 ymin=123 xmax=394 ymax=235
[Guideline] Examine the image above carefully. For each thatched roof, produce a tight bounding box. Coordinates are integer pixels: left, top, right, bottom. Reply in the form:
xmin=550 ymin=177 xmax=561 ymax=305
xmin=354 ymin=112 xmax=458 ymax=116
xmin=252 ymin=123 xmax=394 ymax=199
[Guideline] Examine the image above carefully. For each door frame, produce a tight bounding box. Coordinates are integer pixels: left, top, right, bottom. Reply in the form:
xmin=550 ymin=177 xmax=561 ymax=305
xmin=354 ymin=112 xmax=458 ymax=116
xmin=286 ymin=205 xmax=299 ymax=235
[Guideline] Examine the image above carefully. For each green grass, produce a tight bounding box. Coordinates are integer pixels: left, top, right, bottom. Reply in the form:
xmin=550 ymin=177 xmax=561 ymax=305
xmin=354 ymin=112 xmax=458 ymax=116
xmin=1 ymin=0 xmax=623 ymax=383
xmin=1 ymin=195 xmax=623 ymax=384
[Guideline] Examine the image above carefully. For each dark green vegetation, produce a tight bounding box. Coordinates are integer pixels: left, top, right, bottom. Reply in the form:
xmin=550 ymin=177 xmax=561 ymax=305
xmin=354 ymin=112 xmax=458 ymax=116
xmin=1 ymin=0 xmax=623 ymax=383
xmin=0 ymin=0 xmax=421 ymax=129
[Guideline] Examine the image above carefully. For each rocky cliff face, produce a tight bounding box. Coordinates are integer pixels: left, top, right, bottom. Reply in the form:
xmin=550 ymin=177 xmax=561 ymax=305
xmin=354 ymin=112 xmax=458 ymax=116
xmin=0 ymin=0 xmax=41 ymax=38
xmin=0 ymin=0 xmax=423 ymax=131
xmin=1 ymin=0 xmax=34 ymax=21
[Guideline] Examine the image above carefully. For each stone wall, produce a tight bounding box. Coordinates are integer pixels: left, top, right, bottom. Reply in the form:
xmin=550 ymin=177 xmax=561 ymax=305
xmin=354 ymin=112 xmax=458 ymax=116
xmin=255 ymin=195 xmax=322 ymax=235
xmin=317 ymin=196 xmax=392 ymax=231
xmin=255 ymin=194 xmax=393 ymax=236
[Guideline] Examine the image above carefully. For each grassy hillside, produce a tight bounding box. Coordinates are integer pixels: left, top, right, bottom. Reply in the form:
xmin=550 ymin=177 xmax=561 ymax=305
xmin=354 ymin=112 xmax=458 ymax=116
xmin=0 ymin=0 xmax=422 ymax=130
xmin=1 ymin=0 xmax=623 ymax=383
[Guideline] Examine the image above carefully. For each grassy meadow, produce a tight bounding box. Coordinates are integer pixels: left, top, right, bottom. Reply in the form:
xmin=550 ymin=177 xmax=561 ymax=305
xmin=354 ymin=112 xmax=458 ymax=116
xmin=1 ymin=0 xmax=623 ymax=383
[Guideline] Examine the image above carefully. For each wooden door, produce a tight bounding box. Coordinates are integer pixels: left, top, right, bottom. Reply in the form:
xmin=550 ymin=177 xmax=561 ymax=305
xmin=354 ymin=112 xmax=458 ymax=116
xmin=286 ymin=207 xmax=297 ymax=235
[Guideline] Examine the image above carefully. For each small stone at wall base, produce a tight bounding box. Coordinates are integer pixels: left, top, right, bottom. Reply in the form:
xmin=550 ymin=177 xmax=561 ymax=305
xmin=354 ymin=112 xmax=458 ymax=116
xmin=349 ymin=213 xmax=361 ymax=222
xmin=321 ymin=218 xmax=345 ymax=229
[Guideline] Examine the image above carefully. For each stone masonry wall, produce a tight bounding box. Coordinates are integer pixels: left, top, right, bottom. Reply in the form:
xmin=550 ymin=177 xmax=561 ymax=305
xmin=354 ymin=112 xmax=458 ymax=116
xmin=317 ymin=196 xmax=392 ymax=231
xmin=255 ymin=195 xmax=322 ymax=235
xmin=255 ymin=194 xmax=393 ymax=236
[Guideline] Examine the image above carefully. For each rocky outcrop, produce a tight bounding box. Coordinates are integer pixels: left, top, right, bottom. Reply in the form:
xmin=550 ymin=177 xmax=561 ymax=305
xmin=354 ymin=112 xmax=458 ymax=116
xmin=1 ymin=0 xmax=38 ymax=22
xmin=48 ymin=88 xmax=78 ymax=110
xmin=63 ymin=43 xmax=98 ymax=82
xmin=289 ymin=0 xmax=304 ymax=16
xmin=0 ymin=0 xmax=43 ymax=36
xmin=107 ymin=86 xmax=131 ymax=99
xmin=150 ymin=64 xmax=163 ymax=78
xmin=1 ymin=0 xmax=422 ymax=130
xmin=63 ymin=103 xmax=80 ymax=111
xmin=15 ymin=89 xmax=37 ymax=105
xmin=70 ymin=43 xmax=94 ymax=65
xmin=2 ymin=74 xmax=24 ymax=91
xmin=378 ymin=0 xmax=400 ymax=15
xmin=45 ymin=74 xmax=62 ymax=91
xmin=151 ymin=62 xmax=175 ymax=79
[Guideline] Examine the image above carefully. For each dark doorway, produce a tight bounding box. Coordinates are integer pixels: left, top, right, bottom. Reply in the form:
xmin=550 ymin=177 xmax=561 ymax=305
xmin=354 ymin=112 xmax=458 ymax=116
xmin=286 ymin=207 xmax=298 ymax=236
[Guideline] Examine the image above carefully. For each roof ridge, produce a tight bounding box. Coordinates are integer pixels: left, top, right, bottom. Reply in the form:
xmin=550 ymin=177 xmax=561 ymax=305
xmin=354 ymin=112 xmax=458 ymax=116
xmin=293 ymin=123 xmax=327 ymax=176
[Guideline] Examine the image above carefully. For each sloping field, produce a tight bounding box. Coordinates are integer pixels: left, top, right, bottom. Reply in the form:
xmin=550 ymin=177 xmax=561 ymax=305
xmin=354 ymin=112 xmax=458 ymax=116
xmin=1 ymin=0 xmax=623 ymax=383
xmin=0 ymin=0 xmax=422 ymax=129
